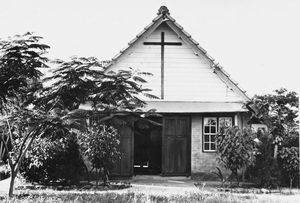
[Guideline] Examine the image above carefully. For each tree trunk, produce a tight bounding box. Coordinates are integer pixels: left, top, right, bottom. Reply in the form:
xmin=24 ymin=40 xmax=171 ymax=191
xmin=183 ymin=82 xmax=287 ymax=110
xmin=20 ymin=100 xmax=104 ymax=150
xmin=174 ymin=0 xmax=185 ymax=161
xmin=102 ymin=168 xmax=109 ymax=187
xmin=8 ymin=171 xmax=17 ymax=197
xmin=95 ymin=169 xmax=98 ymax=188
xmin=290 ymin=177 xmax=293 ymax=189
xmin=274 ymin=144 xmax=278 ymax=159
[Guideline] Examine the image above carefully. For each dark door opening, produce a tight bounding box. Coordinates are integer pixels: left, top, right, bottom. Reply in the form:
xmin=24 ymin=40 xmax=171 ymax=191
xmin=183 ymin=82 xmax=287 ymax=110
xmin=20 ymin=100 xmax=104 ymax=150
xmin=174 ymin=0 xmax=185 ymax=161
xmin=134 ymin=117 xmax=162 ymax=175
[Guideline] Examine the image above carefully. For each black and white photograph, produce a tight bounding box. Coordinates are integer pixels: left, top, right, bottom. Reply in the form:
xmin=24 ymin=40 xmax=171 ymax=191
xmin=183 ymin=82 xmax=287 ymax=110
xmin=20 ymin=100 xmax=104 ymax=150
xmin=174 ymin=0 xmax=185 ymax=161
xmin=0 ymin=0 xmax=299 ymax=202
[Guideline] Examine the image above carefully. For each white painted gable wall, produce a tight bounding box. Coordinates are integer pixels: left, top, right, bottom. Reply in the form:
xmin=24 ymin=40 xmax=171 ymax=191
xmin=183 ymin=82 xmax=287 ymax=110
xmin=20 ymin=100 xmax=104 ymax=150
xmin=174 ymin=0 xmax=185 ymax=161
xmin=109 ymin=23 xmax=244 ymax=102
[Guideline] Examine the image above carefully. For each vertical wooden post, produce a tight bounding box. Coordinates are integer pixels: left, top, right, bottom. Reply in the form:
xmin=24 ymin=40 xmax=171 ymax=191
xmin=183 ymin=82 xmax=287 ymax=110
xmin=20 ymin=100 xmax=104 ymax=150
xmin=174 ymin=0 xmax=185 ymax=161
xmin=161 ymin=32 xmax=165 ymax=99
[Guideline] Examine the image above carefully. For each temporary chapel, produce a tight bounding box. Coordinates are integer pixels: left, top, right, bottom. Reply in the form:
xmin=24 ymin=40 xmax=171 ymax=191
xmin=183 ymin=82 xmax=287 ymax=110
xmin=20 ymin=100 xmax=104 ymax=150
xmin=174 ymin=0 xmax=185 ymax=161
xmin=106 ymin=6 xmax=251 ymax=178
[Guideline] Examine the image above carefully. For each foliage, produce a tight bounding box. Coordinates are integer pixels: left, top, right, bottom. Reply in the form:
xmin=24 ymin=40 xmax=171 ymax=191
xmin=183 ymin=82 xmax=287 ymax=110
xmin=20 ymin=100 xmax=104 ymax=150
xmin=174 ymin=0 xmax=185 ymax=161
xmin=21 ymin=133 xmax=85 ymax=185
xmin=248 ymin=89 xmax=299 ymax=188
xmin=246 ymin=130 xmax=281 ymax=188
xmin=0 ymin=33 xmax=156 ymax=197
xmin=78 ymin=124 xmax=121 ymax=186
xmin=211 ymin=167 xmax=228 ymax=187
xmin=37 ymin=56 xmax=159 ymax=186
xmin=249 ymin=88 xmax=298 ymax=138
xmin=0 ymin=32 xmax=49 ymax=107
xmin=0 ymin=33 xmax=51 ymax=197
xmin=0 ymin=190 xmax=270 ymax=203
xmin=278 ymin=147 xmax=299 ymax=188
xmin=38 ymin=56 xmax=157 ymax=112
xmin=216 ymin=126 xmax=256 ymax=181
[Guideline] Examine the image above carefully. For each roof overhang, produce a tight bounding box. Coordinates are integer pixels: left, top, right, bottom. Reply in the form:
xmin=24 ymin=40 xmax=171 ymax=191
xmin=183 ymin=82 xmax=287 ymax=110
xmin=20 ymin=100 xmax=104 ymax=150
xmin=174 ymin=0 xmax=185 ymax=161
xmin=144 ymin=101 xmax=248 ymax=113
xmin=79 ymin=101 xmax=248 ymax=113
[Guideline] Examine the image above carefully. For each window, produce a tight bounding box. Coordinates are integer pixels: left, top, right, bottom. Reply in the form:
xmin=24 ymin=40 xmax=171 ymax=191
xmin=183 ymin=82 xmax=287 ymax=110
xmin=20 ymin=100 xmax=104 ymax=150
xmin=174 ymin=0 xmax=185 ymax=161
xmin=203 ymin=117 xmax=217 ymax=151
xmin=219 ymin=117 xmax=233 ymax=130
xmin=203 ymin=116 xmax=233 ymax=152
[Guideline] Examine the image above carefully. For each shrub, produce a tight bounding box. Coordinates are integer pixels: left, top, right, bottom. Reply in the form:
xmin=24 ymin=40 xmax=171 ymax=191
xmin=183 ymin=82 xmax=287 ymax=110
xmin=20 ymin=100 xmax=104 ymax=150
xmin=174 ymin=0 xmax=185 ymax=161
xmin=0 ymin=164 xmax=10 ymax=180
xmin=78 ymin=124 xmax=121 ymax=186
xmin=246 ymin=130 xmax=281 ymax=188
xmin=20 ymin=133 xmax=85 ymax=185
xmin=278 ymin=146 xmax=299 ymax=188
xmin=216 ymin=126 xmax=256 ymax=182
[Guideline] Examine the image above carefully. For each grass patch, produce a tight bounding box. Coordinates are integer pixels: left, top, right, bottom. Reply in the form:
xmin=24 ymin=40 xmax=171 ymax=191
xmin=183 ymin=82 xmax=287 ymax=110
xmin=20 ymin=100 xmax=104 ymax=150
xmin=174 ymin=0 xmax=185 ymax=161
xmin=0 ymin=191 xmax=257 ymax=203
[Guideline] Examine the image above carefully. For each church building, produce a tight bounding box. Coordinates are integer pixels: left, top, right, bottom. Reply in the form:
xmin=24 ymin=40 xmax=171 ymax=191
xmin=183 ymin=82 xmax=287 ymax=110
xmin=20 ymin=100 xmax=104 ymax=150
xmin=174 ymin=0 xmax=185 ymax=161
xmin=106 ymin=6 xmax=251 ymax=178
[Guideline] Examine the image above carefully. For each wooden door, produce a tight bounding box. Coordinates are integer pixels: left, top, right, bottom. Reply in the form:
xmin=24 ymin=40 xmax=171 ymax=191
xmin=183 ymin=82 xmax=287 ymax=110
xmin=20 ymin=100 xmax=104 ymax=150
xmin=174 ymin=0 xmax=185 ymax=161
xmin=111 ymin=125 xmax=133 ymax=176
xmin=162 ymin=116 xmax=190 ymax=175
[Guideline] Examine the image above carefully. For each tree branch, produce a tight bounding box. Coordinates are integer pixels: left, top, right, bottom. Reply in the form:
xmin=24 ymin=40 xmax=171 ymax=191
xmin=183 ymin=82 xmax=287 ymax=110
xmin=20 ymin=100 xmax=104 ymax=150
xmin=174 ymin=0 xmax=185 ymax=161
xmin=0 ymin=135 xmax=14 ymax=168
xmin=14 ymin=126 xmax=39 ymax=167
xmin=15 ymin=131 xmax=40 ymax=173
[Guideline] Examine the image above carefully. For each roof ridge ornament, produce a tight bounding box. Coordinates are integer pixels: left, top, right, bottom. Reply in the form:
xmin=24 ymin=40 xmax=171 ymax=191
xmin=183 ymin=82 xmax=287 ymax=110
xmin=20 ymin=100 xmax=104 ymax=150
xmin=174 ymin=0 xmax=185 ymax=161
xmin=158 ymin=6 xmax=170 ymax=16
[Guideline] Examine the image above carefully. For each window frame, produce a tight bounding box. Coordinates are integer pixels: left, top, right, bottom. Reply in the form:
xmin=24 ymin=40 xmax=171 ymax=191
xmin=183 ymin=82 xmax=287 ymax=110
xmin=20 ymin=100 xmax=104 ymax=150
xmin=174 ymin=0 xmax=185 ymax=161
xmin=202 ymin=115 xmax=234 ymax=153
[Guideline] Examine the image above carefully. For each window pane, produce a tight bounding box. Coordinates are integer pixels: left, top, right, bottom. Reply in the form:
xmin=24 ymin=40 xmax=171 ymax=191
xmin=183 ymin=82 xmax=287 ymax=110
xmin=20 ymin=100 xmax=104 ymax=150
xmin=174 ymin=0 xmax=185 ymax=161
xmin=208 ymin=118 xmax=217 ymax=125
xmin=211 ymin=143 xmax=216 ymax=150
xmin=225 ymin=118 xmax=232 ymax=127
xmin=211 ymin=126 xmax=216 ymax=133
xmin=211 ymin=135 xmax=216 ymax=142
xmin=219 ymin=117 xmax=232 ymax=128
xmin=204 ymin=126 xmax=210 ymax=133
xmin=204 ymin=118 xmax=209 ymax=126
xmin=204 ymin=135 xmax=209 ymax=142
xmin=204 ymin=143 xmax=209 ymax=150
xmin=219 ymin=118 xmax=225 ymax=127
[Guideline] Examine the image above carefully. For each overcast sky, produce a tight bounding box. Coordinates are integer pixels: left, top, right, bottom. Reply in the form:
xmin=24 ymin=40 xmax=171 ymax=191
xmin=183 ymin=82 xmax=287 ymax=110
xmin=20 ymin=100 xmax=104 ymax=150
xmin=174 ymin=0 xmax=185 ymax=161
xmin=1 ymin=0 xmax=299 ymax=97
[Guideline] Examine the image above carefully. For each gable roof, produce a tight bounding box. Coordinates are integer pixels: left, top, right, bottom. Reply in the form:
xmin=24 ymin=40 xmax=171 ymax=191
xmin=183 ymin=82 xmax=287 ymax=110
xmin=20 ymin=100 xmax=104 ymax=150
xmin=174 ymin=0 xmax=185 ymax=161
xmin=105 ymin=6 xmax=250 ymax=102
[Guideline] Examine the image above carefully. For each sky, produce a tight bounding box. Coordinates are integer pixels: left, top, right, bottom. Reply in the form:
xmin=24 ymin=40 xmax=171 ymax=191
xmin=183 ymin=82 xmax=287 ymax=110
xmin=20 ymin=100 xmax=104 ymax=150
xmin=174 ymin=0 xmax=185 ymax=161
xmin=1 ymin=0 xmax=299 ymax=97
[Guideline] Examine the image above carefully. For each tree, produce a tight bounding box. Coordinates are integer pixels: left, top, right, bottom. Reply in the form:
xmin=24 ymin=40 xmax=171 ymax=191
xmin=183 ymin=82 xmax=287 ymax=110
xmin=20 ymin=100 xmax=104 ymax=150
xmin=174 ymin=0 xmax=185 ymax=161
xmin=0 ymin=108 xmax=79 ymax=196
xmin=0 ymin=33 xmax=49 ymax=108
xmin=247 ymin=130 xmax=281 ymax=188
xmin=38 ymin=56 xmax=157 ymax=112
xmin=39 ymin=56 xmax=159 ymax=184
xmin=1 ymin=33 xmax=157 ymax=196
xmin=0 ymin=33 xmax=50 ymax=197
xmin=278 ymin=147 xmax=299 ymax=188
xmin=248 ymin=89 xmax=299 ymax=187
xmin=249 ymin=88 xmax=298 ymax=140
xmin=79 ymin=124 xmax=121 ymax=186
xmin=216 ymin=126 xmax=256 ymax=183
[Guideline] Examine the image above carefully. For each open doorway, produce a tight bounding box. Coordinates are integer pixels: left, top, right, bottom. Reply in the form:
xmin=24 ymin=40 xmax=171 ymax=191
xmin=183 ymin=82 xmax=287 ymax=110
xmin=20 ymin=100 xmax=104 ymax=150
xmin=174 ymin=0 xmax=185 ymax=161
xmin=134 ymin=117 xmax=162 ymax=175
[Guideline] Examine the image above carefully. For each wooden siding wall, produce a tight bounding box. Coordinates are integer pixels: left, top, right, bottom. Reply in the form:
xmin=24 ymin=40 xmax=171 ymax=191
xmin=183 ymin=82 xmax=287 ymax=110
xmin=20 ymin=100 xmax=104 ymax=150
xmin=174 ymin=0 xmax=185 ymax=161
xmin=110 ymin=23 xmax=243 ymax=102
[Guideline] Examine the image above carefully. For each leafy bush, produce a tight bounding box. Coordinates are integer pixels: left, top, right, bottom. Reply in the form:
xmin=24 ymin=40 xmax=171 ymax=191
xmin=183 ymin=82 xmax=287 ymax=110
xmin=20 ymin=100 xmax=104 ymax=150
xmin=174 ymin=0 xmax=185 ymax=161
xmin=0 ymin=164 xmax=10 ymax=180
xmin=211 ymin=167 xmax=228 ymax=187
xmin=216 ymin=126 xmax=256 ymax=182
xmin=278 ymin=146 xmax=299 ymax=188
xmin=246 ymin=130 xmax=281 ymax=188
xmin=20 ymin=133 xmax=85 ymax=185
xmin=78 ymin=124 xmax=121 ymax=186
xmin=247 ymin=89 xmax=299 ymax=188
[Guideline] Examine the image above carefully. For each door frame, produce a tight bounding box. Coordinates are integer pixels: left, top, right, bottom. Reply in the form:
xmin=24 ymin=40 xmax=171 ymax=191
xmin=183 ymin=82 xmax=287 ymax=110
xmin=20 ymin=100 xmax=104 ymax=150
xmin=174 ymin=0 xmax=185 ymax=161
xmin=161 ymin=114 xmax=191 ymax=176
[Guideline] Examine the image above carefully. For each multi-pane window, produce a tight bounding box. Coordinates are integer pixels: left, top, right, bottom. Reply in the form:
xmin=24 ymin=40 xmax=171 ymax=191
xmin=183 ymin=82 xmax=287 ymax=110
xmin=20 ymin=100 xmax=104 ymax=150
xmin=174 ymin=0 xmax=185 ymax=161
xmin=203 ymin=116 xmax=233 ymax=152
xmin=203 ymin=117 xmax=217 ymax=151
